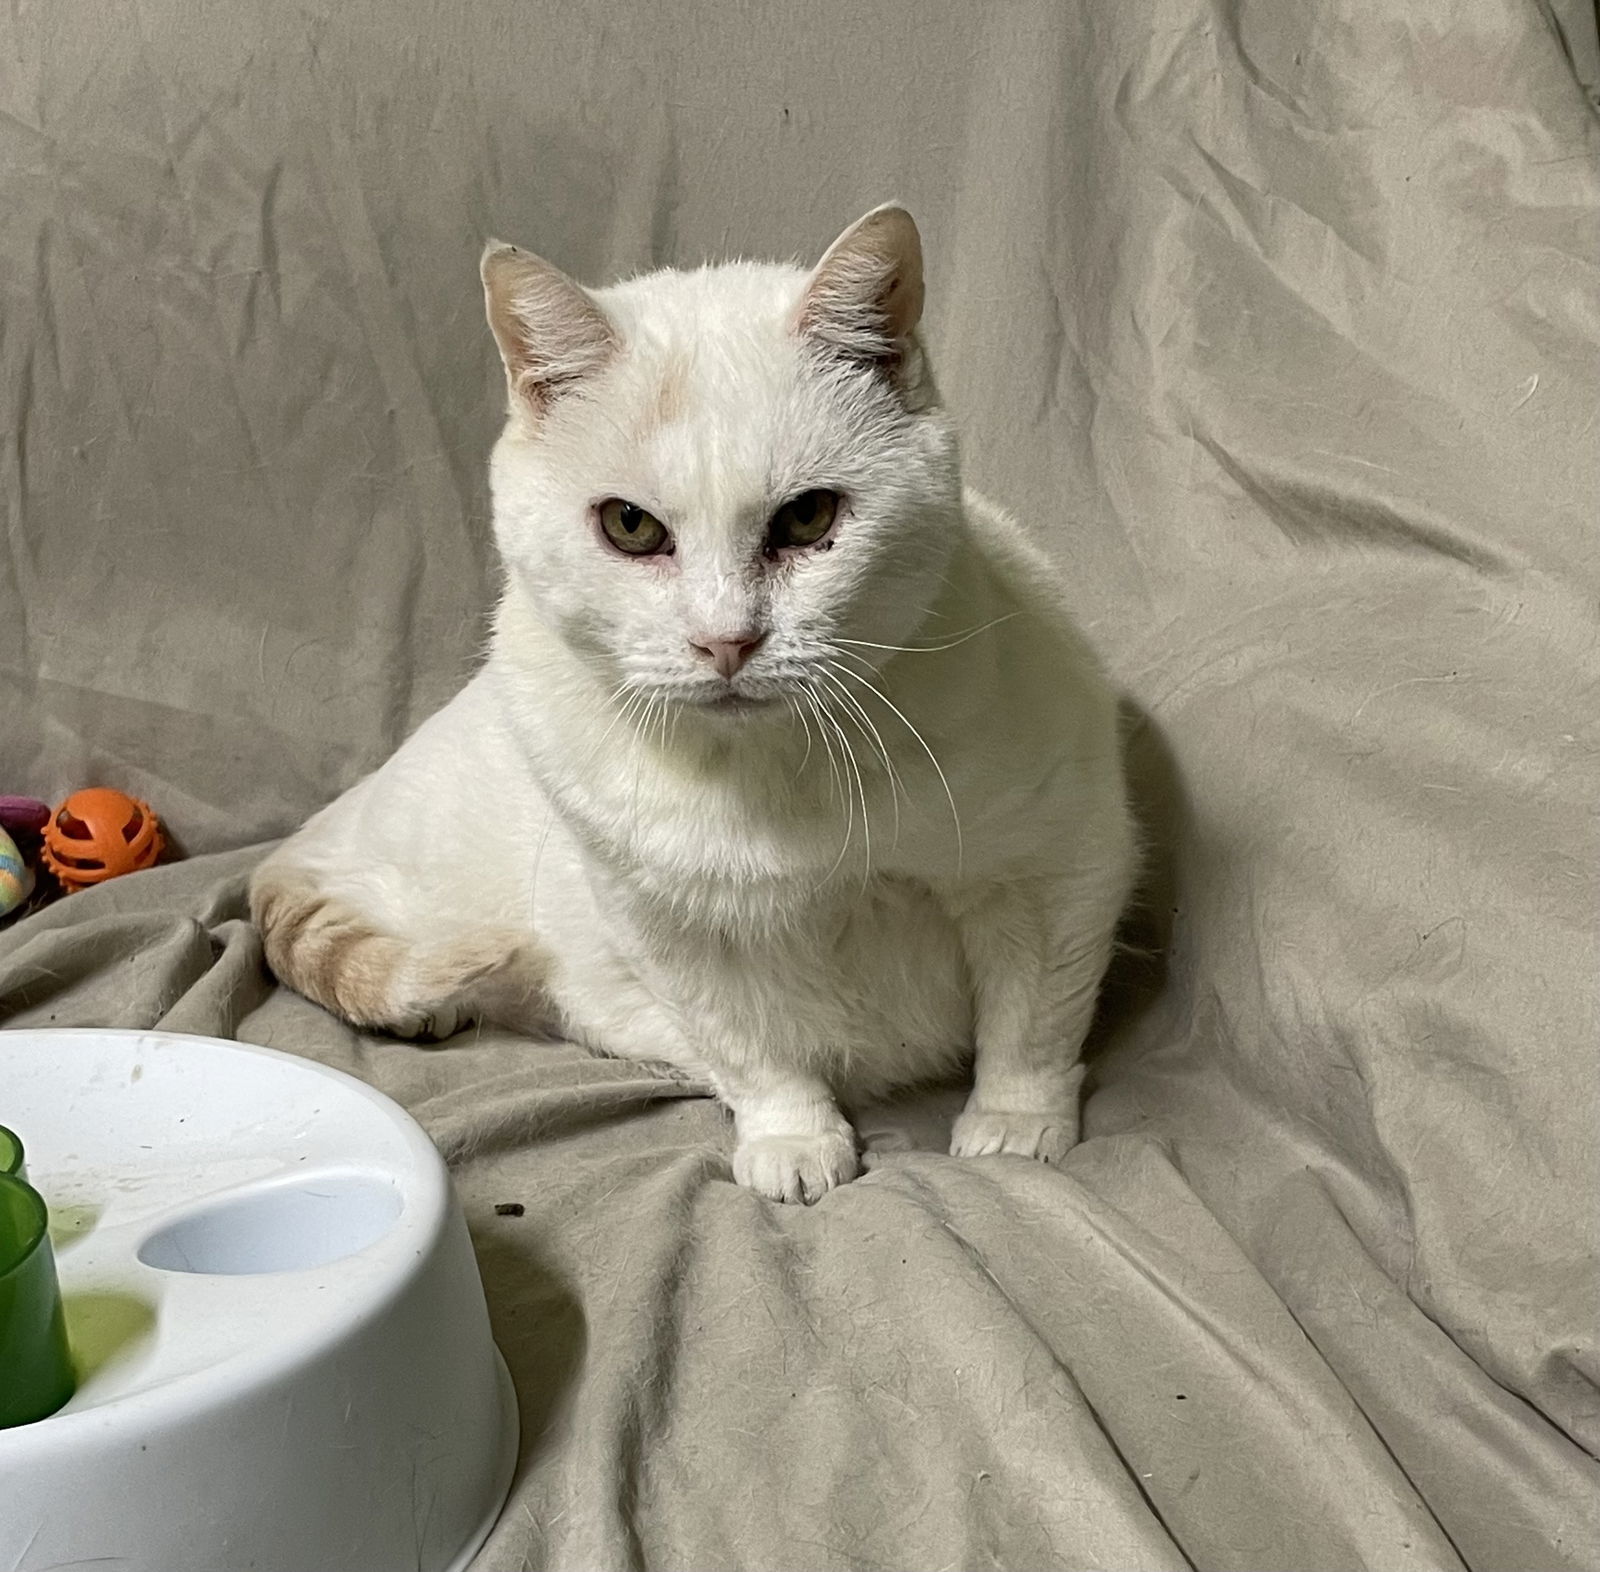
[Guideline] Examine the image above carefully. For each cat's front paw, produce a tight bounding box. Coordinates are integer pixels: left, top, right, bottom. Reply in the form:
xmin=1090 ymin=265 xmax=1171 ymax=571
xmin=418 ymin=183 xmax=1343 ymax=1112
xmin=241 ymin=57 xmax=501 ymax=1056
xmin=387 ymin=996 xmax=474 ymax=1042
xmin=734 ymin=1131 xmax=861 ymax=1204
xmin=950 ymin=1105 xmax=1079 ymax=1165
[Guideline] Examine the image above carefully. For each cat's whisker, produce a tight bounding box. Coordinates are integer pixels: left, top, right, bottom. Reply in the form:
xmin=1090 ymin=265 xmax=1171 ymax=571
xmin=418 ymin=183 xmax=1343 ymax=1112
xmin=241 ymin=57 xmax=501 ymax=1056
xmin=787 ymin=695 xmax=816 ymax=780
xmin=628 ymin=693 xmax=662 ymax=844
xmin=808 ymin=683 xmax=872 ymax=894
xmin=825 ymin=689 xmax=873 ymax=895
xmin=588 ymin=681 xmax=644 ymax=756
xmin=816 ymin=662 xmax=903 ymax=850
xmin=593 ymin=701 xmax=642 ymax=776
xmin=525 ymin=816 xmax=555 ymax=934
xmin=832 ymin=612 xmax=1021 ymax=656
xmin=805 ymin=687 xmax=857 ymax=887
xmin=819 ymin=660 xmax=903 ymax=786
xmin=829 ymin=699 xmax=872 ymax=897
xmin=815 ymin=690 xmax=857 ymax=851
xmin=803 ymin=687 xmax=846 ymax=810
xmin=831 ymin=658 xmax=965 ymax=878
xmin=621 ymin=690 xmax=654 ymax=748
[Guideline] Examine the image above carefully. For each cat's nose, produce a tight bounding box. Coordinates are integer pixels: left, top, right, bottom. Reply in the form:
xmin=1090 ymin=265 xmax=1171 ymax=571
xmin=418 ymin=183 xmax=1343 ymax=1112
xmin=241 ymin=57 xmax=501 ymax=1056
xmin=690 ymin=632 xmax=766 ymax=680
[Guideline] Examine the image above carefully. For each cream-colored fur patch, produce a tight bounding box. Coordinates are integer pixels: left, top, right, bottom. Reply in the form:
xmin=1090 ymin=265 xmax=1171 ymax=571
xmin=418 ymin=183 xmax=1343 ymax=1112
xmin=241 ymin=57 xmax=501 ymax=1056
xmin=252 ymin=870 xmax=551 ymax=1036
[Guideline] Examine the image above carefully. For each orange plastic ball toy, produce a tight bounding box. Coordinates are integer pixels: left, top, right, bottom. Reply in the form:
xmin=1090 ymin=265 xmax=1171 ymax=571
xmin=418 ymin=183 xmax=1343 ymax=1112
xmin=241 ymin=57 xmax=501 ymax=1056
xmin=40 ymin=789 xmax=164 ymax=893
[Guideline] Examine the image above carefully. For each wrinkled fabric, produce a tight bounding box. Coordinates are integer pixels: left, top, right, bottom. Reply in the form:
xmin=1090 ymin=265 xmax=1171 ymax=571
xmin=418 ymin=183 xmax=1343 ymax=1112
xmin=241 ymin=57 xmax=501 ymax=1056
xmin=2 ymin=1 xmax=1597 ymax=1568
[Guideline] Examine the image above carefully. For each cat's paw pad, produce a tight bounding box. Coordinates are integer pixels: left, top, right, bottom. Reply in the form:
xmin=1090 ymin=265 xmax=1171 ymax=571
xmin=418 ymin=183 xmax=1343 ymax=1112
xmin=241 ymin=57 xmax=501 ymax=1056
xmin=950 ymin=1107 xmax=1078 ymax=1165
xmin=734 ymin=1131 xmax=861 ymax=1204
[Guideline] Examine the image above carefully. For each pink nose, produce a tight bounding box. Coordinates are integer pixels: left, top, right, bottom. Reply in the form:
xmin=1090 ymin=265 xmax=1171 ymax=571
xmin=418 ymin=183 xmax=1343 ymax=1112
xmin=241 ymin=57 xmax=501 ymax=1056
xmin=690 ymin=633 xmax=765 ymax=680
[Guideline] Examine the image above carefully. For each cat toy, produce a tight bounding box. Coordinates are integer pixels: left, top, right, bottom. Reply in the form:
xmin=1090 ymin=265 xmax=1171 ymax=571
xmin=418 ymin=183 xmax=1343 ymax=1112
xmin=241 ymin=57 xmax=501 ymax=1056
xmin=0 ymin=827 xmax=32 ymax=917
xmin=40 ymin=788 xmax=164 ymax=893
xmin=0 ymin=797 xmax=48 ymax=917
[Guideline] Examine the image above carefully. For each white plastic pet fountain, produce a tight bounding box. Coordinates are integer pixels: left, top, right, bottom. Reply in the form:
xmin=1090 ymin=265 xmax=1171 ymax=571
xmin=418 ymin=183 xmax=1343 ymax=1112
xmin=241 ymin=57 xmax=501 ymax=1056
xmin=0 ymin=1028 xmax=517 ymax=1572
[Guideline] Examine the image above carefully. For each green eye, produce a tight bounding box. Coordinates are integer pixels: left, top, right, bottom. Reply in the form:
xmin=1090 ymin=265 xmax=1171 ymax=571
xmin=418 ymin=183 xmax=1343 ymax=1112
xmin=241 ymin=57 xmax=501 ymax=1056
xmin=767 ymin=489 xmax=840 ymax=551
xmin=598 ymin=498 xmax=671 ymax=556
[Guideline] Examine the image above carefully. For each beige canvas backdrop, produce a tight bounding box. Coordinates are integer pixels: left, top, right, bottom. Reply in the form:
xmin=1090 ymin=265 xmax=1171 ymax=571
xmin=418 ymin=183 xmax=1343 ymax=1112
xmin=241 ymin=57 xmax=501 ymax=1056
xmin=2 ymin=2 xmax=1598 ymax=1568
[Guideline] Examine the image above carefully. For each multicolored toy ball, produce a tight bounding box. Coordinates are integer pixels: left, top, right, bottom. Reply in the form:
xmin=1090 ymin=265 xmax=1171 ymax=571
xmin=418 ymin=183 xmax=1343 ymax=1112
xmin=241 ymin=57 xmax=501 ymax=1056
xmin=0 ymin=827 xmax=33 ymax=916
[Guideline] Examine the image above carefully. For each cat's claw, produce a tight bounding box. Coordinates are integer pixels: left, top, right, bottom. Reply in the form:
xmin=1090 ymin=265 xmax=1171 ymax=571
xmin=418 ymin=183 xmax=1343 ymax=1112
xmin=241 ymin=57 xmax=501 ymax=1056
xmin=734 ymin=1131 xmax=861 ymax=1204
xmin=950 ymin=1107 xmax=1078 ymax=1165
xmin=388 ymin=997 xmax=473 ymax=1042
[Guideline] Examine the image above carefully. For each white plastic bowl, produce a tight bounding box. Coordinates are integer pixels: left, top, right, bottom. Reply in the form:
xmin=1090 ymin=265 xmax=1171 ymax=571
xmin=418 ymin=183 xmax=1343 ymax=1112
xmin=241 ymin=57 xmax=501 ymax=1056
xmin=0 ymin=1028 xmax=517 ymax=1572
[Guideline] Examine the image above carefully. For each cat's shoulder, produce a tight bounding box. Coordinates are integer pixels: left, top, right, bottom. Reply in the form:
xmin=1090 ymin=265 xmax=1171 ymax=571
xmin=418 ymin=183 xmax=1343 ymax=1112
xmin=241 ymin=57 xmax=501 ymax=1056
xmin=960 ymin=489 xmax=1092 ymax=637
xmin=961 ymin=487 xmax=1058 ymax=582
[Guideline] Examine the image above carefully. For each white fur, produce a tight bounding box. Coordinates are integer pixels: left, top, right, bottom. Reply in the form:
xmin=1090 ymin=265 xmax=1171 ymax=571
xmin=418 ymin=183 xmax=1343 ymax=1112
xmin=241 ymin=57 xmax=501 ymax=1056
xmin=253 ymin=208 xmax=1136 ymax=1203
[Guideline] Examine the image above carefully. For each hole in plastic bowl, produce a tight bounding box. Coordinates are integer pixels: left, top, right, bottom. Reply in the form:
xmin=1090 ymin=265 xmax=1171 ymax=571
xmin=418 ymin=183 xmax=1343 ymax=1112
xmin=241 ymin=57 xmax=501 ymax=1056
xmin=137 ymin=1175 xmax=403 ymax=1275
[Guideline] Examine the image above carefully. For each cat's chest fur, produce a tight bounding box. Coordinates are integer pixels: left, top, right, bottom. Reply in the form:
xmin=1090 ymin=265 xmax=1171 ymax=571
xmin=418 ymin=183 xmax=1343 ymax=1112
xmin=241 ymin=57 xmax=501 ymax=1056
xmin=554 ymin=736 xmax=957 ymax=919
xmin=539 ymin=791 xmax=978 ymax=1094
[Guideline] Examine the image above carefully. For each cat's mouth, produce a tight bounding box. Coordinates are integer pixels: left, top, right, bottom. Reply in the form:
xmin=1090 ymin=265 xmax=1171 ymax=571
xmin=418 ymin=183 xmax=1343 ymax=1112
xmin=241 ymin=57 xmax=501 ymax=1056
xmin=648 ymin=679 xmax=786 ymax=718
xmin=694 ymin=691 xmax=775 ymax=716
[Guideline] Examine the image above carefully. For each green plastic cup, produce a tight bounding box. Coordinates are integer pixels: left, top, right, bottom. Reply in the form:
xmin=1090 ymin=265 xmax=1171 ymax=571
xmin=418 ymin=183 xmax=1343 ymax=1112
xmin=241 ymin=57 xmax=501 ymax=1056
xmin=0 ymin=1170 xmax=75 ymax=1427
xmin=0 ymin=1123 xmax=22 ymax=1180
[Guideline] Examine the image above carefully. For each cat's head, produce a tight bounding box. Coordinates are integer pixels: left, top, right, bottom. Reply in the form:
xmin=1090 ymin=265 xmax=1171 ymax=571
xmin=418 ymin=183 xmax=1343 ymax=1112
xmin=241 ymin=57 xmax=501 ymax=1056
xmin=482 ymin=205 xmax=961 ymax=723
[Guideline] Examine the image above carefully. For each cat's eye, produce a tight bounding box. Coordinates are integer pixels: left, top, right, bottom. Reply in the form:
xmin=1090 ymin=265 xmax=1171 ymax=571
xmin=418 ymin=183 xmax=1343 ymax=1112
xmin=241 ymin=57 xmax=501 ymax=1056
xmin=598 ymin=498 xmax=671 ymax=556
xmin=766 ymin=489 xmax=840 ymax=552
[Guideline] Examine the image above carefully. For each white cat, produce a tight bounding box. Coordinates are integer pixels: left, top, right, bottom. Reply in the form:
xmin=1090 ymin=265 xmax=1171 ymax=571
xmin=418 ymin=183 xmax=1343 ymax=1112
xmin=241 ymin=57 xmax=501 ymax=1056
xmin=251 ymin=204 xmax=1137 ymax=1203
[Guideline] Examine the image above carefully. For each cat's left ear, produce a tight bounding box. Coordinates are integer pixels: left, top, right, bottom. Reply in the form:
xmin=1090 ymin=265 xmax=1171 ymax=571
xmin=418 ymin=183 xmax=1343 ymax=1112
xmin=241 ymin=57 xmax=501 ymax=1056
xmin=793 ymin=203 xmax=926 ymax=371
xmin=481 ymin=242 xmax=618 ymax=421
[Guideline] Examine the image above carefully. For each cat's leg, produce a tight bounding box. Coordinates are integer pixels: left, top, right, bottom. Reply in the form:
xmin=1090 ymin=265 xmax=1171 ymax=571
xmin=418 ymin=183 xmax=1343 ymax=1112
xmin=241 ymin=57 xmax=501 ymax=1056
xmin=719 ymin=1064 xmax=861 ymax=1204
xmin=249 ymin=669 xmax=559 ymax=1039
xmin=946 ymin=870 xmax=1128 ymax=1164
xmin=251 ymin=865 xmax=544 ymax=1040
xmin=611 ymin=912 xmax=862 ymax=1202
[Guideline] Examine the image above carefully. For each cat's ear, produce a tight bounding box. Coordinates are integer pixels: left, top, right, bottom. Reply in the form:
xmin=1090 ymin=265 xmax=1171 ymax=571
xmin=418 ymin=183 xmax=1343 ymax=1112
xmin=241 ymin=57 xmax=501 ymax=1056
xmin=481 ymin=242 xmax=618 ymax=419
xmin=793 ymin=204 xmax=925 ymax=369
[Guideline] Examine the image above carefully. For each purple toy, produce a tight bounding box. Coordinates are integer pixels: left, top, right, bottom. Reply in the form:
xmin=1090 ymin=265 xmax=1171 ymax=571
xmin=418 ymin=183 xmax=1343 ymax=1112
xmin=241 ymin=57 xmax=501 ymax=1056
xmin=0 ymin=796 xmax=50 ymax=868
xmin=0 ymin=797 xmax=50 ymax=835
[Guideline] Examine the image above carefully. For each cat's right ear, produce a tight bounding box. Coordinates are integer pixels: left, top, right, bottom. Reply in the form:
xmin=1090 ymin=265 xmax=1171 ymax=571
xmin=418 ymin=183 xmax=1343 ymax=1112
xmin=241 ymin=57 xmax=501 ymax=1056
xmin=794 ymin=204 xmax=925 ymax=369
xmin=481 ymin=243 xmax=618 ymax=422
